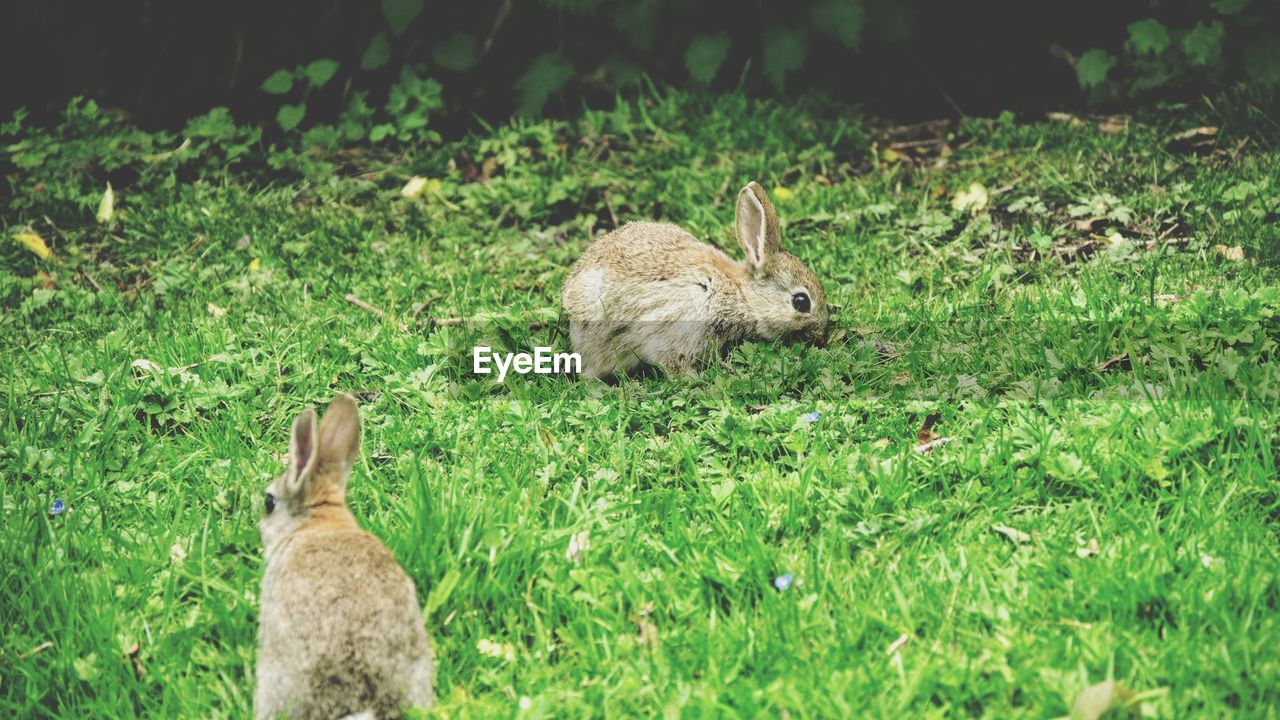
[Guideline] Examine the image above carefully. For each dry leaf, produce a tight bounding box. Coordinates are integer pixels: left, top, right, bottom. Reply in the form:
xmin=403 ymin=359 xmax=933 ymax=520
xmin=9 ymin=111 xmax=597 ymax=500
xmin=124 ymin=642 xmax=145 ymax=680
xmin=1071 ymin=679 xmax=1133 ymax=720
xmin=636 ymin=618 xmax=659 ymax=651
xmin=96 ymin=182 xmax=115 ymax=223
xmin=1214 ymin=244 xmax=1244 ymax=261
xmin=917 ymin=413 xmax=941 ymax=445
xmin=1166 ymin=126 xmax=1218 ymax=154
xmin=401 ymin=176 xmax=428 ymax=198
xmin=991 ymin=523 xmax=1031 ymax=544
xmin=1073 ymin=216 xmax=1108 ymax=233
xmin=1076 ymin=538 xmax=1100 ymax=558
xmin=35 ymin=271 xmax=55 ymax=289
xmin=248 ymin=257 xmax=261 ymax=272
xmin=131 ymin=358 xmax=162 ymax=373
xmin=15 ymin=232 xmax=52 ymax=260
xmin=1096 ymin=352 xmax=1130 ymax=371
xmin=1097 ymin=118 xmax=1128 ymax=134
xmin=951 ymin=182 xmax=989 ymax=213
xmin=872 ymin=438 xmax=891 ymax=449
xmin=1047 ymin=112 xmax=1084 ymax=126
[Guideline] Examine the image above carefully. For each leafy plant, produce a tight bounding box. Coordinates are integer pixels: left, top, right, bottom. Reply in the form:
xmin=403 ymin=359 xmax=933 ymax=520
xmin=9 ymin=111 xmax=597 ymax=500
xmin=1074 ymin=0 xmax=1280 ymax=100
xmin=261 ymin=58 xmax=342 ymax=131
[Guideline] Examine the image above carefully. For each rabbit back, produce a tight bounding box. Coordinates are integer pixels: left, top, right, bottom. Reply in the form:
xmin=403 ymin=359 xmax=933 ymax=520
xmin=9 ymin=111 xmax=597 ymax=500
xmin=562 ymin=222 xmax=749 ymax=377
xmin=256 ymin=527 xmax=434 ymax=720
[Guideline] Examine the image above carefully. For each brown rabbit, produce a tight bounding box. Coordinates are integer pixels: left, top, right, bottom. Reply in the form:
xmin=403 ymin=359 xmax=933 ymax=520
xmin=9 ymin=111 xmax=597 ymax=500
xmin=560 ymin=182 xmax=828 ymax=379
xmin=255 ymin=395 xmax=434 ymax=720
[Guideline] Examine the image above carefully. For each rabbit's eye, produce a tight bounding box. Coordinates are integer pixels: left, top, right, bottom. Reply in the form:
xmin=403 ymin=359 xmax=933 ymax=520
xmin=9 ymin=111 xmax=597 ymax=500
xmin=265 ymin=493 xmax=276 ymax=515
xmin=792 ymin=292 xmax=811 ymax=313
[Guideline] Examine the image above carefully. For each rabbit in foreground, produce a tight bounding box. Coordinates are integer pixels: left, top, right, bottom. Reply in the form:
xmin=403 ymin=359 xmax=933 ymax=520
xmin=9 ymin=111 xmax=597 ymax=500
xmin=560 ymin=182 xmax=828 ymax=379
xmin=256 ymin=394 xmax=434 ymax=720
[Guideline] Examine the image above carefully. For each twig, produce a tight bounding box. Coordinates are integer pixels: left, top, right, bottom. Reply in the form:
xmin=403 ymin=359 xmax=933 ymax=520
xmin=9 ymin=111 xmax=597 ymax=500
xmin=345 ymin=294 xmax=385 ymax=318
xmin=914 ymin=437 xmax=953 ymax=454
xmin=81 ymin=270 xmax=103 ymax=292
xmin=21 ymin=641 xmax=53 ymax=659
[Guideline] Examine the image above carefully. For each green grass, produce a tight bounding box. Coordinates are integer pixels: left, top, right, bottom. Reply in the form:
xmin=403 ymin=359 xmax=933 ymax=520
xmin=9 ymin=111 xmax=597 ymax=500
xmin=3 ymin=90 xmax=1279 ymax=718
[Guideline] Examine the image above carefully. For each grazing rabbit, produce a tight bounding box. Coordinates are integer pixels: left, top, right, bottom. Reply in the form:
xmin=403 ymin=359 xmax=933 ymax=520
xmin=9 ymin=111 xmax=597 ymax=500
xmin=560 ymin=181 xmax=829 ymax=379
xmin=256 ymin=394 xmax=434 ymax=720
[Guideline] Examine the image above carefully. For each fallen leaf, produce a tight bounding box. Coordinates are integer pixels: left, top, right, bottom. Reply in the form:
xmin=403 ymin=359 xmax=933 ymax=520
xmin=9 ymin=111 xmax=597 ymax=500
xmin=1071 ymin=679 xmax=1133 ymax=720
xmin=772 ymin=186 xmax=795 ymax=202
xmin=169 ymin=543 xmax=187 ymax=563
xmin=635 ymin=618 xmax=659 ymax=651
xmin=35 ymin=271 xmax=55 ymax=289
xmin=15 ymin=232 xmax=52 ymax=260
xmin=131 ymin=358 xmax=162 ymax=373
xmin=1166 ymin=126 xmax=1218 ymax=154
xmin=235 ymin=234 xmax=251 ymax=250
xmin=991 ymin=523 xmax=1031 ymax=544
xmin=917 ymin=413 xmax=941 ymax=445
xmin=881 ymin=147 xmax=903 ymax=163
xmin=872 ymin=438 xmax=891 ymax=449
xmin=97 ymin=182 xmax=115 ymax=223
xmin=1153 ymin=294 xmax=1180 ymax=303
xmin=401 ymin=176 xmax=428 ymax=198
xmin=1076 ymin=538 xmax=1100 ymax=558
xmin=1096 ymin=352 xmax=1131 ymax=371
xmin=951 ymin=182 xmax=989 ymax=213
xmin=124 ymin=642 xmax=145 ymax=680
xmin=1047 ymin=112 xmax=1084 ymax=126
xmin=1214 ymin=244 xmax=1244 ymax=261
xmin=248 ymin=257 xmax=261 ymax=272
xmin=1073 ymin=216 xmax=1109 ymax=233
xmin=1097 ymin=117 xmax=1128 ymax=133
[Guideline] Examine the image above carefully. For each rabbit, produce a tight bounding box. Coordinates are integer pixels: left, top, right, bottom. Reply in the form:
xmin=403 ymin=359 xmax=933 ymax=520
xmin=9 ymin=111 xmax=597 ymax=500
xmin=560 ymin=181 xmax=828 ymax=379
xmin=255 ymin=394 xmax=434 ymax=720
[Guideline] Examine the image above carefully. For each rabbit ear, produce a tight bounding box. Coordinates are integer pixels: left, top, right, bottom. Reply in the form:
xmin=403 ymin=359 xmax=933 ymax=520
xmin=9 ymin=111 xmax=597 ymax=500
xmin=736 ymin=182 xmax=781 ymax=269
xmin=317 ymin=393 xmax=361 ymax=473
xmin=284 ymin=409 xmax=319 ymax=498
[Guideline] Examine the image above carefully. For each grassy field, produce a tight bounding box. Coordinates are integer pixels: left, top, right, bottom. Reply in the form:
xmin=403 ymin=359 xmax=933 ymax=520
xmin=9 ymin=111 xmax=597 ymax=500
xmin=3 ymin=91 xmax=1279 ymax=718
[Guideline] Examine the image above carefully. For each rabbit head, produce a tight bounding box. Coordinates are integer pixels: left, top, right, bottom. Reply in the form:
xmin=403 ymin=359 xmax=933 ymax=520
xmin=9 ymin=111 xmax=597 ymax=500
xmin=260 ymin=394 xmax=362 ymax=558
xmin=734 ymin=182 xmax=829 ymax=343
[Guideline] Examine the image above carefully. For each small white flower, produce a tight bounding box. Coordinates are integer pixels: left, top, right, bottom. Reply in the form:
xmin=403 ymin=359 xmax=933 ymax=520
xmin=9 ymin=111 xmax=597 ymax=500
xmin=169 ymin=544 xmax=187 ymax=564
xmin=566 ymin=531 xmax=591 ymax=564
xmin=518 ymin=696 xmax=532 ymax=711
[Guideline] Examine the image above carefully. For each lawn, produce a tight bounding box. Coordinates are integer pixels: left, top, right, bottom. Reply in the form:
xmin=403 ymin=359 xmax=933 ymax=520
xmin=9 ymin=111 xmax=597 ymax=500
xmin=2 ymin=91 xmax=1279 ymax=718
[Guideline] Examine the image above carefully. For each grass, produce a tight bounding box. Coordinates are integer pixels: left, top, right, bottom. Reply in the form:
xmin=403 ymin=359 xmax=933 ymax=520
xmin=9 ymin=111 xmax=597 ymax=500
xmin=2 ymin=89 xmax=1279 ymax=718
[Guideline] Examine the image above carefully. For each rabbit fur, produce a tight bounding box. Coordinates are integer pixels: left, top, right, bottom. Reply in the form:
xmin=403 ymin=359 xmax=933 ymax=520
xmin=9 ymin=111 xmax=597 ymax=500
xmin=560 ymin=182 xmax=828 ymax=379
xmin=256 ymin=394 xmax=434 ymax=720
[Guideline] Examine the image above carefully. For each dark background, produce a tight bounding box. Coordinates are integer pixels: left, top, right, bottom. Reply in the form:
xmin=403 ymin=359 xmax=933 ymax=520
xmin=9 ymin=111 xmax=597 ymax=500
xmin=1 ymin=0 xmax=1275 ymax=133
